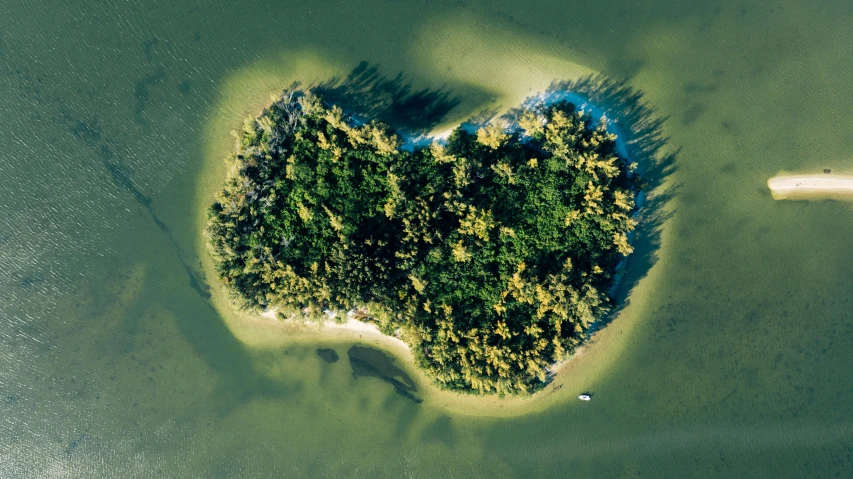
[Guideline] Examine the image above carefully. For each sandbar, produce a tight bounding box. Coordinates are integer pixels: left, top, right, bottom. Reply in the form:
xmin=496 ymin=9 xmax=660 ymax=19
xmin=768 ymin=174 xmax=853 ymax=200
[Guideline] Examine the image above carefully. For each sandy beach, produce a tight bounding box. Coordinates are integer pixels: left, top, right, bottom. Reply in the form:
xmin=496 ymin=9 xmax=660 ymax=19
xmin=260 ymin=309 xmax=409 ymax=349
xmin=768 ymin=174 xmax=853 ymax=200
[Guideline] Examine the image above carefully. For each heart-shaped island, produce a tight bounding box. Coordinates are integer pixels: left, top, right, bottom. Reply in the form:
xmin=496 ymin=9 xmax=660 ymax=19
xmin=206 ymin=87 xmax=640 ymax=395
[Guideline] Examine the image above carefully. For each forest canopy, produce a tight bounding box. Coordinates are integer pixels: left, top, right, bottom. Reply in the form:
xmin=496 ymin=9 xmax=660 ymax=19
xmin=206 ymin=88 xmax=640 ymax=395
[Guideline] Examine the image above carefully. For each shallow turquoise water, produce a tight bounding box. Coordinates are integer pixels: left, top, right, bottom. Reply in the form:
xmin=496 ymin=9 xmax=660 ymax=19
xmin=2 ymin=0 xmax=853 ymax=477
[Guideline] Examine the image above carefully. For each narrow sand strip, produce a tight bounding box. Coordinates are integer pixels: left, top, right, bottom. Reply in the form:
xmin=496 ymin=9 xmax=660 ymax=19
xmin=768 ymin=175 xmax=853 ymax=200
xmin=260 ymin=310 xmax=409 ymax=349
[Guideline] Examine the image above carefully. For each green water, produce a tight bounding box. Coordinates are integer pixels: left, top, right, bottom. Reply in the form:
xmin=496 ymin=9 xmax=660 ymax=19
xmin=2 ymin=0 xmax=853 ymax=476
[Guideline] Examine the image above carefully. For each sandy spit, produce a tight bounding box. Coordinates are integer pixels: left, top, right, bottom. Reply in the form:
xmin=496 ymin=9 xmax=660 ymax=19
xmin=768 ymin=174 xmax=853 ymax=200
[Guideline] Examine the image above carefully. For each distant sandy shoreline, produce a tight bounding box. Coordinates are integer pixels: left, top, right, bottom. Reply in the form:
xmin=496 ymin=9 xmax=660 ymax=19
xmin=768 ymin=174 xmax=853 ymax=200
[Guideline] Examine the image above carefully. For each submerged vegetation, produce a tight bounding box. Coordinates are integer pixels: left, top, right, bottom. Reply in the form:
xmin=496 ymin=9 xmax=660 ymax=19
xmin=206 ymin=88 xmax=640 ymax=395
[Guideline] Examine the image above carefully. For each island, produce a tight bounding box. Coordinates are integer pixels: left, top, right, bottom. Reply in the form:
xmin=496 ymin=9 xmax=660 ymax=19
xmin=206 ymin=88 xmax=640 ymax=395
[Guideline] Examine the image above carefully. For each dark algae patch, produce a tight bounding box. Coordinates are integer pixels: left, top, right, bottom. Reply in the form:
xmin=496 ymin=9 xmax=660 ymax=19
xmin=348 ymin=346 xmax=421 ymax=404
xmin=206 ymin=86 xmax=640 ymax=395
xmin=316 ymin=348 xmax=340 ymax=363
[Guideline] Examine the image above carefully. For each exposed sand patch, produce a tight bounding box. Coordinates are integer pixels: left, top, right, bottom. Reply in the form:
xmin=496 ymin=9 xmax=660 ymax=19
xmin=768 ymin=174 xmax=853 ymax=200
xmin=259 ymin=309 xmax=409 ymax=350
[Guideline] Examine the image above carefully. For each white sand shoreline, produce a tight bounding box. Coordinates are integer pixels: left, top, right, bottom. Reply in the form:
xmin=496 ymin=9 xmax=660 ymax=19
xmin=260 ymin=307 xmax=585 ymax=378
xmin=768 ymin=174 xmax=853 ymax=200
xmin=260 ymin=309 xmax=409 ymax=349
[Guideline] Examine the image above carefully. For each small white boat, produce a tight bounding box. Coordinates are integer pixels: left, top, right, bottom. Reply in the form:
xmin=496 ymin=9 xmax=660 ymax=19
xmin=578 ymin=394 xmax=591 ymax=401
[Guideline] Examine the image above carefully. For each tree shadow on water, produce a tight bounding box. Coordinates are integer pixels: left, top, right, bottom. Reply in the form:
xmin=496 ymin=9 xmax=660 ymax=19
xmin=314 ymin=61 xmax=461 ymax=135
xmin=348 ymin=345 xmax=422 ymax=404
xmin=526 ymin=75 xmax=680 ymax=334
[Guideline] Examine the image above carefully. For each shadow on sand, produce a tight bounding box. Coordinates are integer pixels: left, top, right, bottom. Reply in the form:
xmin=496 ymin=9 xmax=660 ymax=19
xmin=314 ymin=61 xmax=462 ymax=135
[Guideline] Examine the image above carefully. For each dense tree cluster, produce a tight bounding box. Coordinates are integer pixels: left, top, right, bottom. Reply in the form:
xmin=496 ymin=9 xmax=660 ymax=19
xmin=207 ymin=89 xmax=639 ymax=395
